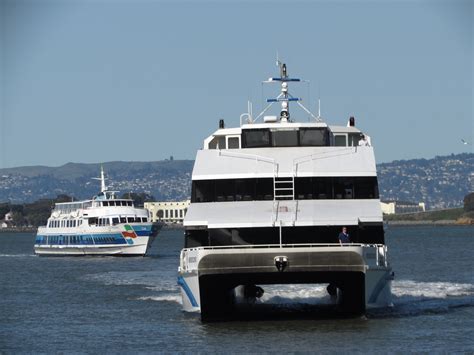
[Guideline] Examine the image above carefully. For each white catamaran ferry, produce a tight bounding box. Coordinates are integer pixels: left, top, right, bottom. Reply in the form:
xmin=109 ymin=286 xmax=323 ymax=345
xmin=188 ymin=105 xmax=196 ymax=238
xmin=178 ymin=62 xmax=393 ymax=320
xmin=34 ymin=168 xmax=160 ymax=256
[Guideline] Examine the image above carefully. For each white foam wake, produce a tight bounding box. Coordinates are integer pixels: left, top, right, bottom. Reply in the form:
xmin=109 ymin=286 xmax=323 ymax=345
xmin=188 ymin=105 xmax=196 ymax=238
xmin=0 ymin=254 xmax=35 ymax=257
xmin=85 ymin=271 xmax=178 ymax=292
xmin=260 ymin=284 xmax=332 ymax=305
xmin=393 ymin=280 xmax=473 ymax=300
xmin=137 ymin=294 xmax=182 ymax=304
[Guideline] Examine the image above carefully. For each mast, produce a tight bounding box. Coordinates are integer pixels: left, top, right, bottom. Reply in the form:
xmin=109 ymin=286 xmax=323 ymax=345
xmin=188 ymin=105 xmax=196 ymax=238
xmin=251 ymin=62 xmax=322 ymax=123
xmin=92 ymin=165 xmax=107 ymax=193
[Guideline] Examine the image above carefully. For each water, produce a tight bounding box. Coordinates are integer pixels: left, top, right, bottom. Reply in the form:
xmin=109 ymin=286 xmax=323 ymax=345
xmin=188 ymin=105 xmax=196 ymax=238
xmin=1 ymin=225 xmax=473 ymax=352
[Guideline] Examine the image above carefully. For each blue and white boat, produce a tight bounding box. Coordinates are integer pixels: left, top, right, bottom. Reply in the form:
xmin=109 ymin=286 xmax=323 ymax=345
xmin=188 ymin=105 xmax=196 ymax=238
xmin=34 ymin=167 xmax=160 ymax=256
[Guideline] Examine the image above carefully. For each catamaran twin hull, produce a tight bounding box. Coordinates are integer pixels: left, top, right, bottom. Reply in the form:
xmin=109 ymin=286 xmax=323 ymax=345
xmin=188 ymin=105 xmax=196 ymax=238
xmin=179 ymin=244 xmax=393 ymax=320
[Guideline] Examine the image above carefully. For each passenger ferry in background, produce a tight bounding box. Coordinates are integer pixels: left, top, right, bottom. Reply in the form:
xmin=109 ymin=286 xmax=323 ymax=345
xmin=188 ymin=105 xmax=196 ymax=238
xmin=179 ymin=62 xmax=393 ymax=321
xmin=34 ymin=167 xmax=160 ymax=256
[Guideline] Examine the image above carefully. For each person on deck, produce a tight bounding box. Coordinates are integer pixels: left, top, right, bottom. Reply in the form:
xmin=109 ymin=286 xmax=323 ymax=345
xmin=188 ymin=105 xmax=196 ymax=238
xmin=358 ymin=134 xmax=371 ymax=146
xmin=338 ymin=226 xmax=350 ymax=245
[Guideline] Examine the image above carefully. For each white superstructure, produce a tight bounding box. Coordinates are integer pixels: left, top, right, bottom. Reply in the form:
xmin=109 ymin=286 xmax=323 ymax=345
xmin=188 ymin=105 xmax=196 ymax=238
xmin=34 ymin=167 xmax=161 ymax=256
xmin=178 ymin=63 xmax=393 ymax=321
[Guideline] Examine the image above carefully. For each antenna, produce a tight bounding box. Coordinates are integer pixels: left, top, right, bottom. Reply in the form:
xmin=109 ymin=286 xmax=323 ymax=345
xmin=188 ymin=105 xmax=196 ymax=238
xmin=318 ymin=98 xmax=321 ymax=119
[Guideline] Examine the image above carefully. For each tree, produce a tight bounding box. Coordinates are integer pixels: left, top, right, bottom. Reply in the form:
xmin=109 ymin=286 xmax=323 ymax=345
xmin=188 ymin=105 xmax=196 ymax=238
xmin=0 ymin=203 xmax=10 ymax=219
xmin=464 ymin=193 xmax=474 ymax=212
xmin=11 ymin=211 xmax=27 ymax=227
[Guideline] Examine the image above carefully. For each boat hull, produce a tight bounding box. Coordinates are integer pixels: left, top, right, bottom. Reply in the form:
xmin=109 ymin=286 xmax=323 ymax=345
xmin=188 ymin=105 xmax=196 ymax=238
xmin=34 ymin=223 xmax=158 ymax=256
xmin=178 ymin=244 xmax=393 ymax=320
xmin=34 ymin=236 xmax=151 ymax=256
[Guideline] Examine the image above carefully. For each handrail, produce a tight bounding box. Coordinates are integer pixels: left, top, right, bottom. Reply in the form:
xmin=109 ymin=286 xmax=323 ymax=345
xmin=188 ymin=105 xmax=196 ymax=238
xmin=292 ymin=148 xmax=357 ymax=176
xmin=184 ymin=243 xmax=386 ymax=251
xmin=219 ymin=149 xmax=279 ymax=178
xmin=218 ymin=150 xmax=276 ymax=165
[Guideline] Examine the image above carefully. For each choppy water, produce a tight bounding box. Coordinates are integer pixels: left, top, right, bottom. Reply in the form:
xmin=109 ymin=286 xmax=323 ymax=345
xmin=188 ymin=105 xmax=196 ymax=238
xmin=1 ymin=225 xmax=473 ymax=352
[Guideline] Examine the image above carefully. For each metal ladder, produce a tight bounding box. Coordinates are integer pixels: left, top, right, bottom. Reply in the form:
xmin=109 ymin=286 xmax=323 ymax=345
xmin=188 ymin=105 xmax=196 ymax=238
xmin=273 ymin=176 xmax=294 ymax=200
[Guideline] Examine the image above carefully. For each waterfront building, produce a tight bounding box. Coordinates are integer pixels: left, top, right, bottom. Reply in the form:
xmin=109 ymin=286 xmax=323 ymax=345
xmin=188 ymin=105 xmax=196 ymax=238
xmin=145 ymin=200 xmax=190 ymax=224
xmin=381 ymin=200 xmax=426 ymax=214
xmin=0 ymin=211 xmax=13 ymax=229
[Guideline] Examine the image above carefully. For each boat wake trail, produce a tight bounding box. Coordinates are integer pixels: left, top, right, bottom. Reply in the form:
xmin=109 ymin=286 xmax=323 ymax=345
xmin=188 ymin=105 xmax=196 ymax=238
xmin=136 ymin=295 xmax=182 ymax=304
xmin=369 ymin=280 xmax=474 ymax=318
xmin=0 ymin=254 xmax=35 ymax=258
xmin=84 ymin=270 xmax=160 ymax=287
xmin=84 ymin=270 xmax=181 ymax=304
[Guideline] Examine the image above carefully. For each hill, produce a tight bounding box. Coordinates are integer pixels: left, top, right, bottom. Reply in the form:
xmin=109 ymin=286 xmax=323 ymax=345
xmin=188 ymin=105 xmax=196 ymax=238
xmin=0 ymin=160 xmax=193 ymax=203
xmin=0 ymin=153 xmax=472 ymax=209
xmin=377 ymin=153 xmax=473 ymax=209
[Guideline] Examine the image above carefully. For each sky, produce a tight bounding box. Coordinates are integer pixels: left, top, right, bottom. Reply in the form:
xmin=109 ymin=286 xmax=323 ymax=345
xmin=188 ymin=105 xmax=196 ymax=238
xmin=0 ymin=0 xmax=472 ymax=168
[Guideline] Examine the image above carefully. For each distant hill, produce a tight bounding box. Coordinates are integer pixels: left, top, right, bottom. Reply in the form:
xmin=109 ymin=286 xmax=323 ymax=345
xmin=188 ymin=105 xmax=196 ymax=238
xmin=0 ymin=160 xmax=193 ymax=203
xmin=0 ymin=153 xmax=472 ymax=209
xmin=377 ymin=153 xmax=473 ymax=209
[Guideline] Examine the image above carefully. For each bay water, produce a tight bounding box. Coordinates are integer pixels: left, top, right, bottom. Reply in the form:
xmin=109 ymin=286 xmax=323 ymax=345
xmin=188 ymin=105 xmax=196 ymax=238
xmin=1 ymin=225 xmax=473 ymax=352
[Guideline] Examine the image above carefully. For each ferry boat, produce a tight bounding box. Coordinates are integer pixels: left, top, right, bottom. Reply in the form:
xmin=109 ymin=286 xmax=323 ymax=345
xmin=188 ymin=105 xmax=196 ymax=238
xmin=34 ymin=167 xmax=160 ymax=256
xmin=178 ymin=62 xmax=393 ymax=320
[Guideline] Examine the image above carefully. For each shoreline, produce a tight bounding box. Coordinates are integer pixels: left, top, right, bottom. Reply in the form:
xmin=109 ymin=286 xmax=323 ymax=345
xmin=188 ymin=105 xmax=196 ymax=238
xmin=0 ymin=223 xmax=186 ymax=234
xmin=0 ymin=227 xmax=37 ymax=233
xmin=1 ymin=221 xmax=472 ymax=234
xmin=385 ymin=219 xmax=473 ymax=226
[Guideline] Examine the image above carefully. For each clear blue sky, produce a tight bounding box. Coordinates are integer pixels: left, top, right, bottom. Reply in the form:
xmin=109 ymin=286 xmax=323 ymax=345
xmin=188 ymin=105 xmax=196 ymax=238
xmin=1 ymin=0 xmax=472 ymax=168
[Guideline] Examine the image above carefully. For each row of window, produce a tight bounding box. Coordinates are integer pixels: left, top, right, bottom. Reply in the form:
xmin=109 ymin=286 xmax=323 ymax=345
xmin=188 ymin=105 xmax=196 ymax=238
xmin=101 ymin=200 xmax=133 ymax=207
xmin=157 ymin=209 xmax=186 ymax=219
xmin=54 ymin=200 xmax=134 ymax=213
xmin=54 ymin=202 xmax=86 ymax=214
xmin=47 ymin=216 xmax=148 ymax=228
xmin=35 ymin=234 xmax=128 ymax=245
xmin=241 ymin=128 xmax=330 ymax=148
xmin=192 ymin=177 xmax=379 ymax=203
xmin=209 ymin=130 xmax=366 ymax=150
xmin=185 ymin=225 xmax=384 ymax=248
xmin=48 ymin=220 xmax=84 ymax=228
xmin=88 ymin=216 xmax=148 ymax=225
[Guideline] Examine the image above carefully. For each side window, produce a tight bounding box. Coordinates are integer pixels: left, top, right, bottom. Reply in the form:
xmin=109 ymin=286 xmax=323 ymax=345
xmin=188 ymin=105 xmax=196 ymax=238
xmin=242 ymin=129 xmax=271 ymax=148
xmin=208 ymin=136 xmax=226 ymax=149
xmin=227 ymin=136 xmax=240 ymax=149
xmin=348 ymin=133 xmax=362 ymax=147
xmin=335 ymin=135 xmax=347 ymax=146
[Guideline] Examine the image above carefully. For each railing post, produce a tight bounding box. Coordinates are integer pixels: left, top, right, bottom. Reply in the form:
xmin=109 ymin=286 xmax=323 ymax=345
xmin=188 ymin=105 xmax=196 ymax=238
xmin=279 ymin=220 xmax=282 ymax=248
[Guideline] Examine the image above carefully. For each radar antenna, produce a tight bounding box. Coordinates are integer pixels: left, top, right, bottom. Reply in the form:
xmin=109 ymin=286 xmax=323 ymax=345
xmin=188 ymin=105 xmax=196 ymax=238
xmin=251 ymin=62 xmax=321 ymax=123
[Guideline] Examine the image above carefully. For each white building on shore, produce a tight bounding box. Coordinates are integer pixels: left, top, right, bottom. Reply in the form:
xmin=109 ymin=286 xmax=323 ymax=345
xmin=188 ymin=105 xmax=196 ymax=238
xmin=144 ymin=200 xmax=190 ymax=224
xmin=381 ymin=200 xmax=426 ymax=215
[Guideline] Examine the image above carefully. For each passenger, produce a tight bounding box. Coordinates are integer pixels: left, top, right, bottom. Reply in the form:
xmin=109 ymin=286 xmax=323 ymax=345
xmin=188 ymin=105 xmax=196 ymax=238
xmin=338 ymin=227 xmax=350 ymax=245
xmin=358 ymin=134 xmax=370 ymax=146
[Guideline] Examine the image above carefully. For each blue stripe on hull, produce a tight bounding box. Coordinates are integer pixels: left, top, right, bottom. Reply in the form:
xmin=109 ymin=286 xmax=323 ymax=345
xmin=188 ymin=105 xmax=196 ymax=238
xmin=177 ymin=276 xmax=198 ymax=308
xmin=35 ymin=233 xmax=150 ymax=246
xmin=135 ymin=230 xmax=151 ymax=236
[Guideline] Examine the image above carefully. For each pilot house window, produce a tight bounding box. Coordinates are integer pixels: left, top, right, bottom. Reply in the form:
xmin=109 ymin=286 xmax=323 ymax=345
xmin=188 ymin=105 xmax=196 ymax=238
xmin=242 ymin=128 xmax=329 ymax=148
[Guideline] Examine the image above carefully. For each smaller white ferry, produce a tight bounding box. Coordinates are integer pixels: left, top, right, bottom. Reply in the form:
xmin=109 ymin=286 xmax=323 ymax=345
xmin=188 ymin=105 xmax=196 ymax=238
xmin=34 ymin=167 xmax=160 ymax=256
